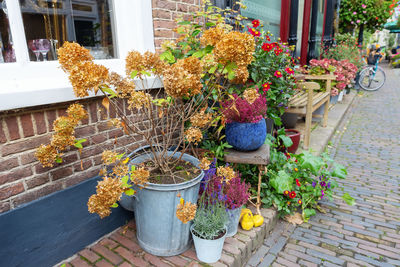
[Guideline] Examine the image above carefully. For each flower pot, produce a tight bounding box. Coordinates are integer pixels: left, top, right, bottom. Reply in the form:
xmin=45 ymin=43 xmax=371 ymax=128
xmin=338 ymin=91 xmax=344 ymax=102
xmin=330 ymin=95 xmax=339 ymax=105
xmin=285 ymin=129 xmax=301 ymax=154
xmin=281 ymin=113 xmax=298 ymax=129
xmin=128 ymin=151 xmax=204 ymax=256
xmin=225 ymin=118 xmax=266 ymax=151
xmin=226 ymin=206 xmax=242 ymax=237
xmin=312 ymin=103 xmax=325 ymax=122
xmin=266 ymin=118 xmax=274 ymax=134
xmin=191 ymin=225 xmax=227 ymax=263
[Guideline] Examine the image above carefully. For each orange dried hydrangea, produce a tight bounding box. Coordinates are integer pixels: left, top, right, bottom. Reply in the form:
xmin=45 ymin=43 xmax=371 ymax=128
xmin=243 ymin=88 xmax=260 ymax=104
xmin=200 ymin=26 xmax=226 ymax=47
xmin=190 ymin=109 xmax=212 ymax=128
xmin=199 ymin=157 xmax=211 ymax=170
xmin=102 ymin=150 xmax=119 ymax=165
xmin=184 ymin=127 xmax=203 ymax=144
xmin=126 ymin=51 xmax=167 ymax=77
xmin=51 ymin=134 xmax=75 ymax=151
xmin=176 ymin=198 xmax=197 ymax=224
xmin=35 ymin=144 xmax=59 ymax=167
xmin=112 ymin=164 xmax=129 ymax=178
xmin=128 ymin=91 xmax=153 ymax=110
xmin=163 ymin=57 xmax=203 ymax=97
xmin=57 ymin=41 xmax=93 ymax=72
xmin=214 ymin=31 xmax=255 ymax=67
xmin=68 ymin=61 xmax=109 ymax=97
xmin=130 ymin=167 xmax=150 ymax=186
xmin=109 ymin=72 xmax=136 ymax=98
xmin=217 ymin=166 xmax=235 ymax=182
xmin=87 ymin=176 xmax=125 ymax=218
xmin=143 ymin=51 xmax=168 ymax=76
xmin=231 ymin=66 xmax=249 ymax=84
xmin=125 ymin=51 xmax=145 ymax=76
xmin=67 ymin=103 xmax=87 ymax=124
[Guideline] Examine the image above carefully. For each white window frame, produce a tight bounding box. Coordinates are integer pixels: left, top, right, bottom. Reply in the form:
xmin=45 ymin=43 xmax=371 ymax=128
xmin=0 ymin=0 xmax=158 ymax=111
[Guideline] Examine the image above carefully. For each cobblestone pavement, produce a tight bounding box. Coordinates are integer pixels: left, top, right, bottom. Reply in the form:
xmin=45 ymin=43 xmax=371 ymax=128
xmin=247 ymin=66 xmax=400 ymax=267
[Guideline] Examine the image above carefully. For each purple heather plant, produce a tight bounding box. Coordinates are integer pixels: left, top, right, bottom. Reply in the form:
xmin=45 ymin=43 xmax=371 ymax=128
xmin=221 ymin=93 xmax=267 ymax=123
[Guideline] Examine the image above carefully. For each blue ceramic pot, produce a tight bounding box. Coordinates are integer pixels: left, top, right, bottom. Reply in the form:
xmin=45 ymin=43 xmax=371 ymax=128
xmin=226 ymin=118 xmax=266 ymax=151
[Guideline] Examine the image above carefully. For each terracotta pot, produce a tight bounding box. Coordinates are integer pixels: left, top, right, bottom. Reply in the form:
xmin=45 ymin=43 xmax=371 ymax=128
xmin=285 ymin=129 xmax=301 ymax=154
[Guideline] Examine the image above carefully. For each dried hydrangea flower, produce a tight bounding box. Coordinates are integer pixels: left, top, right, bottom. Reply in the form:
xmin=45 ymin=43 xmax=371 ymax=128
xmin=125 ymin=51 xmax=145 ymax=76
xmin=161 ymin=40 xmax=177 ymax=51
xmin=108 ymin=118 xmax=122 ymax=128
xmin=35 ymin=144 xmax=59 ymax=167
xmin=87 ymin=176 xmax=124 ymax=218
xmin=243 ymin=88 xmax=260 ymax=104
xmin=57 ymin=42 xmax=93 ymax=72
xmin=200 ymin=27 xmax=226 ymax=46
xmin=199 ymin=157 xmax=211 ymax=170
xmin=143 ymin=51 xmax=168 ymax=76
xmin=53 ymin=117 xmax=75 ymax=135
xmin=130 ymin=167 xmax=150 ymax=186
xmin=66 ymin=104 xmax=87 ymax=124
xmin=102 ymin=150 xmax=119 ymax=165
xmin=190 ymin=110 xmax=212 ymax=128
xmin=51 ymin=134 xmax=75 ymax=151
xmin=231 ymin=66 xmax=249 ymax=84
xmin=217 ymin=166 xmax=235 ymax=182
xmin=112 ymin=164 xmax=129 ymax=178
xmin=68 ymin=61 xmax=109 ymax=98
xmin=163 ymin=57 xmax=203 ymax=97
xmin=128 ymin=91 xmax=153 ymax=110
xmin=201 ymin=53 xmax=218 ymax=71
xmin=176 ymin=198 xmax=197 ymax=224
xmin=214 ymin=31 xmax=255 ymax=67
xmin=184 ymin=127 xmax=203 ymax=144
xmin=109 ymin=72 xmax=136 ymax=98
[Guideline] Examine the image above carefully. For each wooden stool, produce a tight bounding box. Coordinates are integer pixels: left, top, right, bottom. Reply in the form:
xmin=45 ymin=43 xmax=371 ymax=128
xmin=224 ymin=144 xmax=270 ymax=215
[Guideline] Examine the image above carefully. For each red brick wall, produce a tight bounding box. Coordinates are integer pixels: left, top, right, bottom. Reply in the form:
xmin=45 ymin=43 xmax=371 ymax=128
xmin=152 ymin=0 xmax=201 ymax=50
xmin=0 ymin=98 xmax=146 ymax=213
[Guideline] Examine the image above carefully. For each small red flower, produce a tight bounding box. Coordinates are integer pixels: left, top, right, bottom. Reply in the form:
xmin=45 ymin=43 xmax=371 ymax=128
xmin=248 ymin=27 xmax=260 ymax=37
xmin=285 ymin=67 xmax=294 ymax=75
xmin=296 ymin=179 xmax=301 ymax=187
xmin=262 ymin=43 xmax=274 ymax=52
xmin=298 ymin=199 xmax=302 ymax=205
xmin=262 ymin=82 xmax=271 ymax=93
xmin=274 ymin=47 xmax=283 ymax=56
xmin=289 ymin=191 xmax=296 ymax=199
xmin=274 ymin=70 xmax=283 ymax=78
xmin=252 ymin=19 xmax=260 ymax=28
xmin=283 ymin=190 xmax=289 ymax=196
xmin=266 ymin=35 xmax=271 ymax=41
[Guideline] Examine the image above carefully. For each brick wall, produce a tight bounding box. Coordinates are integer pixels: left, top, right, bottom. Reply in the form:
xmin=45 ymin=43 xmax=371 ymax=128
xmin=152 ymin=0 xmax=201 ymax=50
xmin=0 ymin=98 xmax=147 ymax=213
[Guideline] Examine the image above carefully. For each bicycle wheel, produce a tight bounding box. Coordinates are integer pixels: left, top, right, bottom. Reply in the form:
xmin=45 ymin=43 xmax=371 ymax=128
xmin=358 ymin=66 xmax=386 ymax=91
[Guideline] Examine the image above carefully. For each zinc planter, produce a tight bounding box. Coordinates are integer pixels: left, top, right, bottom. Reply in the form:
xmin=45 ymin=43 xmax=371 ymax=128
xmin=330 ymin=94 xmax=339 ymax=105
xmin=338 ymin=91 xmax=344 ymax=102
xmin=225 ymin=118 xmax=266 ymax=151
xmin=281 ymin=113 xmax=298 ymax=129
xmin=226 ymin=206 xmax=242 ymax=237
xmin=191 ymin=225 xmax=227 ymax=263
xmin=129 ymin=151 xmax=204 ymax=256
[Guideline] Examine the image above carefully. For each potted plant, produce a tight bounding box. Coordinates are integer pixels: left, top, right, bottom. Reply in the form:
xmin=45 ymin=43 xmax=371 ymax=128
xmin=246 ymin=20 xmax=297 ymax=129
xmin=200 ymin=159 xmax=250 ymax=237
xmin=284 ymin=129 xmax=301 ymax=154
xmin=35 ymin=4 xmax=256 ymax=256
xmin=222 ymin=88 xmax=267 ymax=151
xmin=191 ymin=176 xmax=229 ymax=263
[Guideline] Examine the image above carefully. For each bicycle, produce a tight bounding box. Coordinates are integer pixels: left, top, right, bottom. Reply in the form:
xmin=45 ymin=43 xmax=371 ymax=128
xmin=357 ymin=54 xmax=386 ymax=91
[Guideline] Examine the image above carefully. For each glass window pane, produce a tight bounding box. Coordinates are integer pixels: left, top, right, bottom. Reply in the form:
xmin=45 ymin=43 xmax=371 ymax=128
xmin=19 ymin=0 xmax=115 ymax=61
xmin=0 ymin=0 xmax=16 ymax=63
xmin=241 ymin=0 xmax=281 ymax=39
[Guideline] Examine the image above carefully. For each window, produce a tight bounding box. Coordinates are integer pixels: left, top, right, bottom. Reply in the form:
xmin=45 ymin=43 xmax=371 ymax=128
xmin=19 ymin=0 xmax=116 ymax=61
xmin=0 ymin=0 xmax=16 ymax=62
xmin=0 ymin=0 xmax=155 ymax=111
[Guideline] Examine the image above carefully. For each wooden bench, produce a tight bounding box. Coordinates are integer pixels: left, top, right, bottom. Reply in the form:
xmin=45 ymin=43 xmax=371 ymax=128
xmin=286 ymin=82 xmax=330 ymax=150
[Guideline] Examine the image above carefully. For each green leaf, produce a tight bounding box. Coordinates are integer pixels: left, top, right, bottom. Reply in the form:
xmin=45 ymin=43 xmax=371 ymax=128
xmin=206 ymin=22 xmax=216 ymax=27
xmin=192 ymin=50 xmax=204 ymax=58
xmin=302 ymin=208 xmax=316 ymax=222
xmin=121 ymin=175 xmax=129 ymax=186
xmin=192 ymin=29 xmax=201 ymax=37
xmin=208 ymin=65 xmax=217 ymax=74
xmin=279 ymin=135 xmax=293 ymax=148
xmin=178 ymin=20 xmax=191 ymax=25
xmin=102 ymin=87 xmax=117 ymax=98
xmin=125 ymin=188 xmax=135 ymax=196
xmin=225 ymin=61 xmax=237 ymax=72
xmin=342 ymin=193 xmax=355 ymax=206
xmin=55 ymin=156 xmax=63 ymax=163
xmin=160 ymin=51 xmax=175 ymax=64
xmin=331 ymin=163 xmax=347 ymax=179
xmin=140 ymin=70 xmax=151 ymax=76
xmin=269 ymin=170 xmax=293 ymax=194
xmin=130 ymin=70 xmax=138 ymax=79
xmin=227 ymin=70 xmax=235 ymax=80
xmin=301 ymin=152 xmax=323 ymax=175
xmin=74 ymin=138 xmax=87 ymax=149
xmin=111 ymin=203 xmax=118 ymax=208
xmin=204 ymin=45 xmax=214 ymax=53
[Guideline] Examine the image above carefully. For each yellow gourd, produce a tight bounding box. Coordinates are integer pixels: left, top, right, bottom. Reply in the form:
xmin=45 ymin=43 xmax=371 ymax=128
xmin=240 ymin=208 xmax=253 ymax=221
xmin=253 ymin=214 xmax=264 ymax=227
xmin=240 ymin=213 xmax=254 ymax=230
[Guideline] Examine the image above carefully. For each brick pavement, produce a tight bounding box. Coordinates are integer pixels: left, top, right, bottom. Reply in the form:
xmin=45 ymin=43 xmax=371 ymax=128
xmin=247 ymin=65 xmax=400 ymax=267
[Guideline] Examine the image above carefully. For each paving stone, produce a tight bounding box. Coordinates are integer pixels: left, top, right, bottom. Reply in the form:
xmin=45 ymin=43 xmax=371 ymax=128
xmin=247 ymin=245 xmax=268 ymax=266
xmin=257 ymin=254 xmax=276 ymax=267
xmin=305 ymin=249 xmax=345 ymax=265
xmin=354 ymin=254 xmax=395 ymax=267
xmin=268 ymin=236 xmax=287 ymax=255
xmin=274 ymin=256 xmax=300 ymax=267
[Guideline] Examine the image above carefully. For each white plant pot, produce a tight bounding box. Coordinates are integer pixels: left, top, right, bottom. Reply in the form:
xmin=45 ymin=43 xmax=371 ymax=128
xmin=338 ymin=91 xmax=344 ymax=102
xmin=191 ymin=225 xmax=227 ymax=263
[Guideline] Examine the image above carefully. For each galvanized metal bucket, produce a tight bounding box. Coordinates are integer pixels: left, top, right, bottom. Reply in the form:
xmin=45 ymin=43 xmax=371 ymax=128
xmin=226 ymin=206 xmax=242 ymax=237
xmin=129 ymin=151 xmax=203 ymax=256
xmin=191 ymin=224 xmax=227 ymax=263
